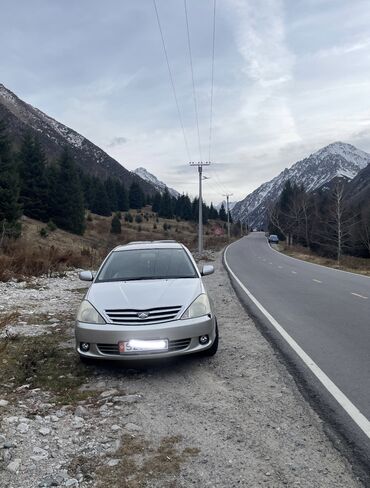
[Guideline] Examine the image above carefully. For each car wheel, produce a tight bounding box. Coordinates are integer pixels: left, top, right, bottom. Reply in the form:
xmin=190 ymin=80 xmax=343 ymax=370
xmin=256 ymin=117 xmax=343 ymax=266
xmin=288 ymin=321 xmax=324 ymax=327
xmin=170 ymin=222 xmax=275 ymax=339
xmin=201 ymin=324 xmax=219 ymax=357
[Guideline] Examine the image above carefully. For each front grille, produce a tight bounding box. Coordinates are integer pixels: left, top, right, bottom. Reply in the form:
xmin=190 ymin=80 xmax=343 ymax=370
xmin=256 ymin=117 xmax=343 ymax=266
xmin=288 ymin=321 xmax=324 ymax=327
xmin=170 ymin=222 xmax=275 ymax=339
xmin=105 ymin=306 xmax=182 ymax=325
xmin=168 ymin=338 xmax=191 ymax=351
xmin=97 ymin=338 xmax=191 ymax=356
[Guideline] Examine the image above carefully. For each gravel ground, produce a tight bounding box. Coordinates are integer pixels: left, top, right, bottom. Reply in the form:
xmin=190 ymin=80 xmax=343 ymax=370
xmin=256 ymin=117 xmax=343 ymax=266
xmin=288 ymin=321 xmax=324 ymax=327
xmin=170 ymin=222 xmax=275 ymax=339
xmin=0 ymin=253 xmax=363 ymax=487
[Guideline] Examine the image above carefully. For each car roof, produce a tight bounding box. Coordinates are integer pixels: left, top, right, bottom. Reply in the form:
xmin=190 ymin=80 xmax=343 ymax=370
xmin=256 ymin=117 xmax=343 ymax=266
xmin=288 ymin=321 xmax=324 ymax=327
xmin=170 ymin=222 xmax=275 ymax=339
xmin=112 ymin=240 xmax=184 ymax=252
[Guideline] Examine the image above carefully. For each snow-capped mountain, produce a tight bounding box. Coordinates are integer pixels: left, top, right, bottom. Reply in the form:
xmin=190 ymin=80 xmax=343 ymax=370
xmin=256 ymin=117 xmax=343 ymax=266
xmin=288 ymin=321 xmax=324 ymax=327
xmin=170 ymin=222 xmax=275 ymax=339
xmin=232 ymin=142 xmax=370 ymax=228
xmin=0 ymin=83 xmax=156 ymax=193
xmin=134 ymin=167 xmax=179 ymax=198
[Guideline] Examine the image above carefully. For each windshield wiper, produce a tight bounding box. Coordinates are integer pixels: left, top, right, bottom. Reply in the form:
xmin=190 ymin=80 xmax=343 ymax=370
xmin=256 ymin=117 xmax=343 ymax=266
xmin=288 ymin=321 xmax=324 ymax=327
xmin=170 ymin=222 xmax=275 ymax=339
xmin=119 ymin=276 xmax=195 ymax=281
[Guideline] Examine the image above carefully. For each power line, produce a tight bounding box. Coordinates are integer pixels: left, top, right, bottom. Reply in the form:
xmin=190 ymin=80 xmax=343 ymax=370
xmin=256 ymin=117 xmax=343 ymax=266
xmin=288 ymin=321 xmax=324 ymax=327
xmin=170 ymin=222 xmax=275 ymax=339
xmin=153 ymin=0 xmax=191 ymax=161
xmin=184 ymin=0 xmax=202 ymax=161
xmin=208 ymin=0 xmax=217 ymax=163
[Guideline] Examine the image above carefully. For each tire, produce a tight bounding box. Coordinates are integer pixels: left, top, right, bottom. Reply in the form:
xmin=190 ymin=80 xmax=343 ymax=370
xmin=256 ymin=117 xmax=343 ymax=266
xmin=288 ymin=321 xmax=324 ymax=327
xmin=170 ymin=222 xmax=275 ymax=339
xmin=201 ymin=325 xmax=219 ymax=357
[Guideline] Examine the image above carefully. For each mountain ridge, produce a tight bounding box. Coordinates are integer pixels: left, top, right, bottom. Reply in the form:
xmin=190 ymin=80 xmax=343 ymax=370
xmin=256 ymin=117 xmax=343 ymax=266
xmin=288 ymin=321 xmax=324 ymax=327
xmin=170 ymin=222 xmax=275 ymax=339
xmin=0 ymin=83 xmax=156 ymax=193
xmin=232 ymin=141 xmax=370 ymax=227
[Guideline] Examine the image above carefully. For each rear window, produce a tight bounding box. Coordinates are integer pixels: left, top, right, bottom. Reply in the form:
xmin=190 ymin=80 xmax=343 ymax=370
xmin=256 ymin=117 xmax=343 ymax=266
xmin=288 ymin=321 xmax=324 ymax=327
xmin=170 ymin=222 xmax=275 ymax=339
xmin=96 ymin=248 xmax=198 ymax=282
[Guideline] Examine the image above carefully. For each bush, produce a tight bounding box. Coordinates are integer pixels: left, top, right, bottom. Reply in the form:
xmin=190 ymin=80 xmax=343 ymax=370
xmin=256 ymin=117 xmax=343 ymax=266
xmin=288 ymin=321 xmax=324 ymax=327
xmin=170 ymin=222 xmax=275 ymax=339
xmin=110 ymin=213 xmax=121 ymax=234
xmin=39 ymin=227 xmax=48 ymax=238
xmin=86 ymin=213 xmax=93 ymax=222
xmin=153 ymin=223 xmax=157 ymax=230
xmin=125 ymin=213 xmax=133 ymax=223
xmin=135 ymin=215 xmax=143 ymax=224
xmin=47 ymin=220 xmax=57 ymax=232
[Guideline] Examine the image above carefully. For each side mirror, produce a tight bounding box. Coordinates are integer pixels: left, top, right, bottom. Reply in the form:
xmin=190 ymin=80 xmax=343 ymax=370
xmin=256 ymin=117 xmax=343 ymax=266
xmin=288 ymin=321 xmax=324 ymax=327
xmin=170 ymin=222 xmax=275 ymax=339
xmin=79 ymin=270 xmax=94 ymax=282
xmin=201 ymin=264 xmax=214 ymax=276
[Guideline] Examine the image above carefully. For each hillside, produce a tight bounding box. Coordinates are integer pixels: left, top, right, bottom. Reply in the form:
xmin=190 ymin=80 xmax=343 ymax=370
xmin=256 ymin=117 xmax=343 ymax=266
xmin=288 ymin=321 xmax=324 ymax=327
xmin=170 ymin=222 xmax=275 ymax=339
xmin=0 ymin=83 xmax=155 ymax=193
xmin=232 ymin=142 xmax=370 ymax=228
xmin=0 ymin=209 xmax=230 ymax=281
xmin=346 ymin=162 xmax=370 ymax=204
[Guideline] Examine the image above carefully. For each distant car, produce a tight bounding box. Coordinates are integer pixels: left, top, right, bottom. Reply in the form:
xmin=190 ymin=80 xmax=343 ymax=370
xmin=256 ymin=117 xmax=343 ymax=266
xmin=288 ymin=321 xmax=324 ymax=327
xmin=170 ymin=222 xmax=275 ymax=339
xmin=75 ymin=241 xmax=218 ymax=362
xmin=252 ymin=228 xmax=258 ymax=232
xmin=268 ymin=234 xmax=279 ymax=244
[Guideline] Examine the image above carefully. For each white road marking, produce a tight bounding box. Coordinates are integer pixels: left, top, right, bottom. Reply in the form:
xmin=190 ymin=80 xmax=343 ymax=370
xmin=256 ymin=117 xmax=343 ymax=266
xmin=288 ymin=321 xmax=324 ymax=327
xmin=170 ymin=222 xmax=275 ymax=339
xmin=312 ymin=279 xmax=322 ymax=283
xmin=278 ymin=266 xmax=283 ymax=269
xmin=224 ymin=244 xmax=370 ymax=440
xmin=269 ymin=262 xmax=273 ymax=265
xmin=291 ymin=271 xmax=297 ymax=274
xmin=351 ymin=293 xmax=368 ymax=300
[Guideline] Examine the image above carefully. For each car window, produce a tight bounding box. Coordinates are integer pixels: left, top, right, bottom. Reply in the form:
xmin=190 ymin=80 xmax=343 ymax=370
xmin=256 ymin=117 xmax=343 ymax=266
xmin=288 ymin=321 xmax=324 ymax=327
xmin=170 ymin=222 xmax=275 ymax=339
xmin=96 ymin=248 xmax=198 ymax=282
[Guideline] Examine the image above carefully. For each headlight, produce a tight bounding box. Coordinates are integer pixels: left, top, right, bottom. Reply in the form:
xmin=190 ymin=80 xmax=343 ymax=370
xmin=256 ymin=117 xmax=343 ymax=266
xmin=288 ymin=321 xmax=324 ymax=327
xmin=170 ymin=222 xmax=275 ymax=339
xmin=77 ymin=300 xmax=105 ymax=324
xmin=181 ymin=294 xmax=211 ymax=320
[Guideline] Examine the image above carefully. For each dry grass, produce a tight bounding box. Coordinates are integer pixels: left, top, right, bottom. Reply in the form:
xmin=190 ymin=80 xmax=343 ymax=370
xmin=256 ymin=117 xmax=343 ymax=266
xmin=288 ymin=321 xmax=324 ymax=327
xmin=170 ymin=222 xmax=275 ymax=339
xmin=0 ymin=331 xmax=96 ymax=404
xmin=0 ymin=311 xmax=20 ymax=329
xmin=0 ymin=210 xmax=230 ymax=281
xmin=280 ymin=244 xmax=370 ymax=276
xmin=69 ymin=433 xmax=199 ymax=488
xmin=0 ymin=239 xmax=103 ymax=281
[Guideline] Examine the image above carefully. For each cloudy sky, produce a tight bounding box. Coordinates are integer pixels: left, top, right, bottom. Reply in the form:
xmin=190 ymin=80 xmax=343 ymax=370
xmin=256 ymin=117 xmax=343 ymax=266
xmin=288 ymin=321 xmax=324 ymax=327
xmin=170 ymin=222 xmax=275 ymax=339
xmin=2 ymin=0 xmax=370 ymax=203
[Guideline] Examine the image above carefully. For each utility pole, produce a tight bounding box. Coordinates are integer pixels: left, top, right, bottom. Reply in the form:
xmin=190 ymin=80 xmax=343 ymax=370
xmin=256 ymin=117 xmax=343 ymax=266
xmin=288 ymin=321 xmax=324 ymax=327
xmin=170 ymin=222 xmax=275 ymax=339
xmin=190 ymin=161 xmax=210 ymax=254
xmin=223 ymin=193 xmax=234 ymax=240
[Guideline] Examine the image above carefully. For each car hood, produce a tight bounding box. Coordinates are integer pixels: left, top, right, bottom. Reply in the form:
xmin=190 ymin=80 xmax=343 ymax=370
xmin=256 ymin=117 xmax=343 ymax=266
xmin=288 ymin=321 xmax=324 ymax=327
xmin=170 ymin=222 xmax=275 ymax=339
xmin=87 ymin=278 xmax=203 ymax=316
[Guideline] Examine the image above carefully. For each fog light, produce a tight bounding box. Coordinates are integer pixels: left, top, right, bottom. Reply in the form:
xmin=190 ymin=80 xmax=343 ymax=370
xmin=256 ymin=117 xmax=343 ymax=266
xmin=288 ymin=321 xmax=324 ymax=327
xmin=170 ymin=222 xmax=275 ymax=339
xmin=199 ymin=335 xmax=209 ymax=345
xmin=80 ymin=342 xmax=90 ymax=352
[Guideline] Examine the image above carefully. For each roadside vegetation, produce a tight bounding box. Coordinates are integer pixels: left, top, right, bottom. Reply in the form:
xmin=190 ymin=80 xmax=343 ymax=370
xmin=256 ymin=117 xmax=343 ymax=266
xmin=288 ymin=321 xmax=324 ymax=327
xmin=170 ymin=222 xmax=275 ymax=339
xmin=268 ymin=179 xmax=370 ymax=265
xmin=277 ymin=243 xmax=370 ymax=276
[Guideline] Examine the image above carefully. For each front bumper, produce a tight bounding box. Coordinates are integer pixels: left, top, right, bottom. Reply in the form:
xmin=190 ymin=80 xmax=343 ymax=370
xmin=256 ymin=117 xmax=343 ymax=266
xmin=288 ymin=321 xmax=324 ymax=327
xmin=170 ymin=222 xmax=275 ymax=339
xmin=75 ymin=315 xmax=217 ymax=360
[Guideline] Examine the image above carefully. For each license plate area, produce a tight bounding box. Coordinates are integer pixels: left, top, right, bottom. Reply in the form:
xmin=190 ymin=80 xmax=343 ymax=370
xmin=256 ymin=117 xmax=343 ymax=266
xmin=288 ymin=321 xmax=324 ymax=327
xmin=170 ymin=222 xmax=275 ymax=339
xmin=118 ymin=339 xmax=168 ymax=354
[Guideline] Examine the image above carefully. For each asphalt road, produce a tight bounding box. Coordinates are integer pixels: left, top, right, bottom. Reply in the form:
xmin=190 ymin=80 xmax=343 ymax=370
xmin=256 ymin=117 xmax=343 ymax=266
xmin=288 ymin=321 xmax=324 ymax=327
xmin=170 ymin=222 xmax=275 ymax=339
xmin=225 ymin=233 xmax=370 ymax=460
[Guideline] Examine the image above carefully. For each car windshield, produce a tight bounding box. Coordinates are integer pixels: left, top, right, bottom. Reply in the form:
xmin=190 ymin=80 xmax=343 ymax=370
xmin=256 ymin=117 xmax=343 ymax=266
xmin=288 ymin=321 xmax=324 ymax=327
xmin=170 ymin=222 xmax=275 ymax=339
xmin=96 ymin=248 xmax=198 ymax=282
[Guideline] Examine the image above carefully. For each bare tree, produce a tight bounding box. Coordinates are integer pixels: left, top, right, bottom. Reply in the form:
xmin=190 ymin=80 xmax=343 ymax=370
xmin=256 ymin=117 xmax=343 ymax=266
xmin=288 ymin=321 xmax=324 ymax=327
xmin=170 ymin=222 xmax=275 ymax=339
xmin=325 ymin=182 xmax=356 ymax=264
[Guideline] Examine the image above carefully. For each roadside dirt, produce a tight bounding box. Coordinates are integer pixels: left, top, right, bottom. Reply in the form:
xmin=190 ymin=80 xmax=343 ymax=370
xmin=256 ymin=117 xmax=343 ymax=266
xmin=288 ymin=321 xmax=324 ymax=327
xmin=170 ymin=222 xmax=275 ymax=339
xmin=0 ymin=253 xmax=363 ymax=487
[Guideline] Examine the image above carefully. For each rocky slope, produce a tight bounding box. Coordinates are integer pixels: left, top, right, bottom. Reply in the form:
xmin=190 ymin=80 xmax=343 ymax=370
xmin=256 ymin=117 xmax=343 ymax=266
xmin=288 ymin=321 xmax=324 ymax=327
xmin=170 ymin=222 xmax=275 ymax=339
xmin=134 ymin=167 xmax=179 ymax=197
xmin=232 ymin=142 xmax=370 ymax=228
xmin=0 ymin=83 xmax=155 ymax=193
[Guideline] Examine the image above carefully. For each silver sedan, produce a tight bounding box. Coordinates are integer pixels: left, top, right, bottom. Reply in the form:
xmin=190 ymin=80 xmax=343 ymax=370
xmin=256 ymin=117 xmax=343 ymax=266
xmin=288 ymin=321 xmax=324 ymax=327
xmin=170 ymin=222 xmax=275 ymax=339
xmin=75 ymin=241 xmax=218 ymax=361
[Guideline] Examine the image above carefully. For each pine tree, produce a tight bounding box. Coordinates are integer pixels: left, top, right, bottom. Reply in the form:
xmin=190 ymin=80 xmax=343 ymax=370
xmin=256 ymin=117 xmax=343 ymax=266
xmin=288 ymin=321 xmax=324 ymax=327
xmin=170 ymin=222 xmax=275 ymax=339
xmin=0 ymin=120 xmax=21 ymax=238
xmin=105 ymin=178 xmax=118 ymax=212
xmin=91 ymin=180 xmax=111 ymax=216
xmin=152 ymin=192 xmax=162 ymax=213
xmin=52 ymin=148 xmax=85 ymax=235
xmin=110 ymin=212 xmax=121 ymax=234
xmin=115 ymin=181 xmax=129 ymax=211
xmin=159 ymin=188 xmax=173 ymax=218
xmin=209 ymin=203 xmax=219 ymax=220
xmin=129 ymin=182 xmax=144 ymax=209
xmin=18 ymin=133 xmax=49 ymax=222
xmin=219 ymin=203 xmax=227 ymax=222
xmin=182 ymin=195 xmax=192 ymax=220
